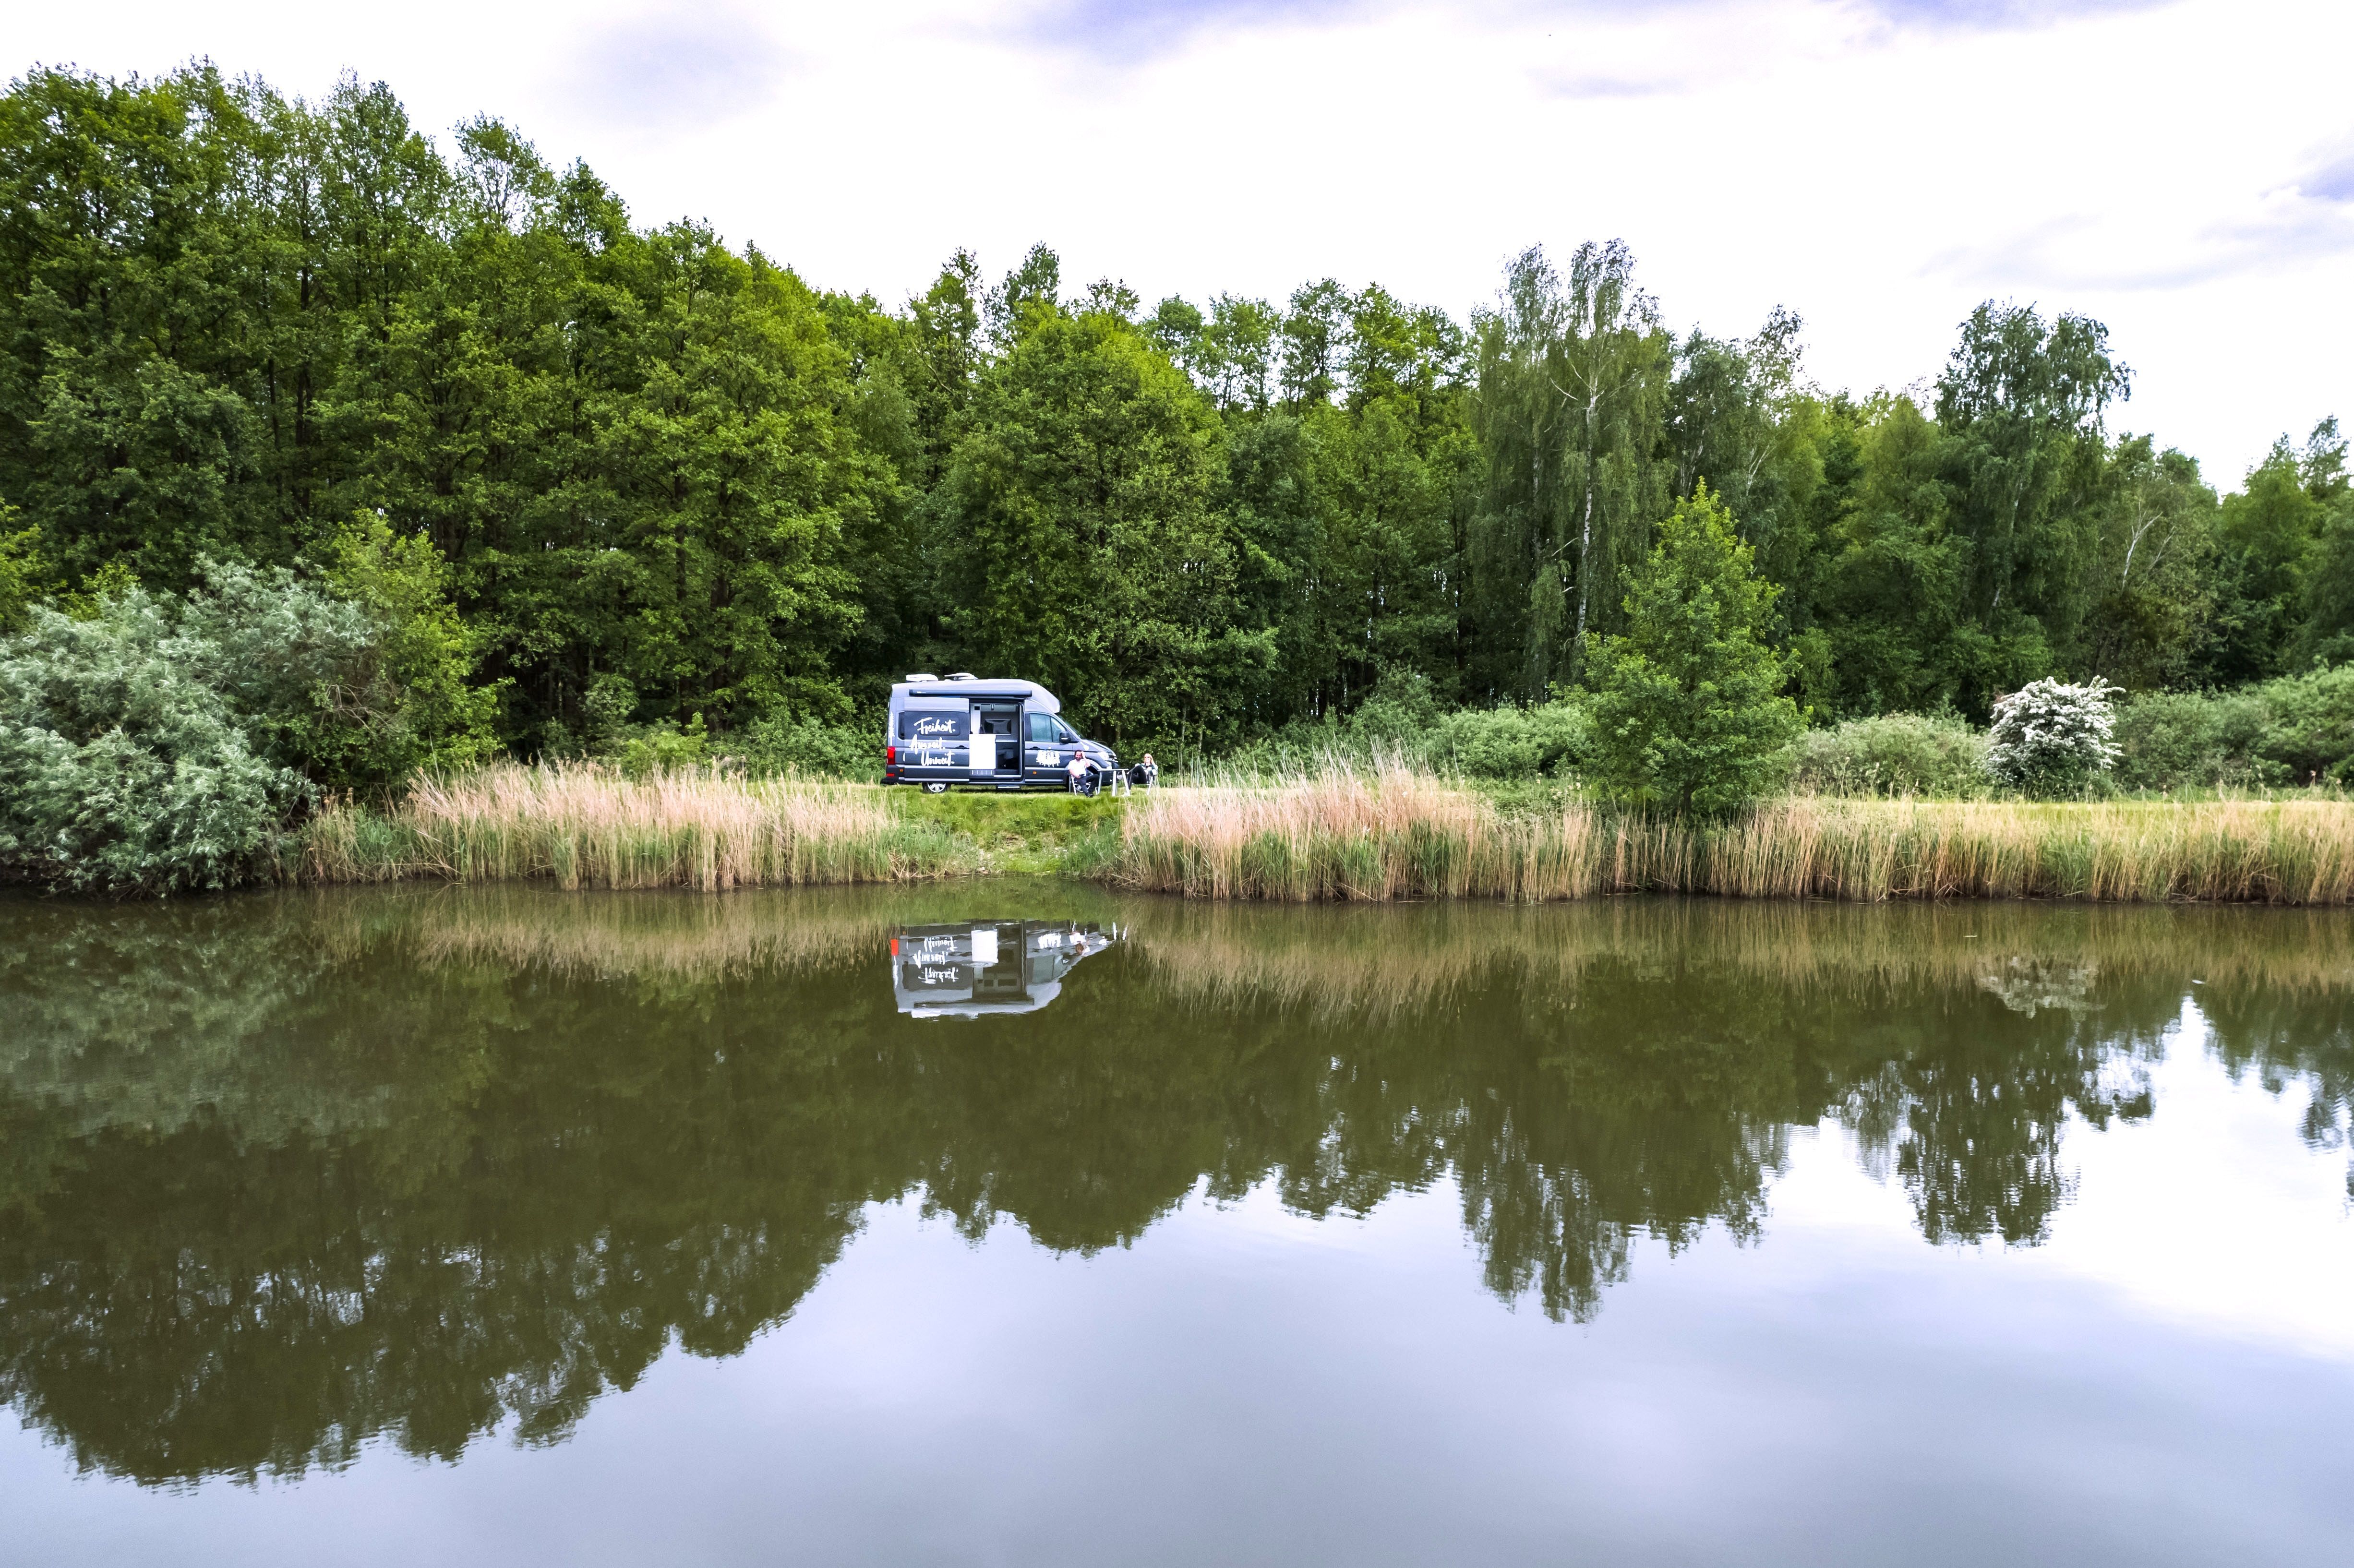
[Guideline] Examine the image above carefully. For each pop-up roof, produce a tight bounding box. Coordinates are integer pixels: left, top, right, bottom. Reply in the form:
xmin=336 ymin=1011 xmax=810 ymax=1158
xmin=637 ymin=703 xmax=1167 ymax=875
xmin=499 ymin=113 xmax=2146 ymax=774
xmin=891 ymin=678 xmax=1059 ymax=713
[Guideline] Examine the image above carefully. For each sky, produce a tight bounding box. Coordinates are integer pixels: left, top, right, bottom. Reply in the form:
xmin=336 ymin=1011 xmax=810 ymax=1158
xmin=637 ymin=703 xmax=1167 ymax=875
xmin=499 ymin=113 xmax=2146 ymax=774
xmin=13 ymin=0 xmax=2351 ymax=484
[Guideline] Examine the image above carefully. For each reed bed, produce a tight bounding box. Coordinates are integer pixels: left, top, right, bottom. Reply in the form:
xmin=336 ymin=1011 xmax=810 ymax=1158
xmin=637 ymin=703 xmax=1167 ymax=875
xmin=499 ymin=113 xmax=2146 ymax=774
xmin=303 ymin=764 xmax=971 ymax=890
xmin=1111 ymin=767 xmax=2354 ymax=904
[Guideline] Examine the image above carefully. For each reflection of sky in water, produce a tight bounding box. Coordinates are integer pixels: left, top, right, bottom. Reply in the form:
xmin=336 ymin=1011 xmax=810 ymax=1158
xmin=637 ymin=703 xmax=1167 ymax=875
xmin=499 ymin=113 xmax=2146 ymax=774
xmin=2030 ymin=1001 xmax=2354 ymax=1360
xmin=2 ymin=891 xmax=2350 ymax=1563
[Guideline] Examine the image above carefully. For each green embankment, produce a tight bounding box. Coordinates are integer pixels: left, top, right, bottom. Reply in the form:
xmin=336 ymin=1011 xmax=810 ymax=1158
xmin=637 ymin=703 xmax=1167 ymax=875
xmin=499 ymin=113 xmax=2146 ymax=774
xmin=886 ymin=787 xmax=1129 ymax=874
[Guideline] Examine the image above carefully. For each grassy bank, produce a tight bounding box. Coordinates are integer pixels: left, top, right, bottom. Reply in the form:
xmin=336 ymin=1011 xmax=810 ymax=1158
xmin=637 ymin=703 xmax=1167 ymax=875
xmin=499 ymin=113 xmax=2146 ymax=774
xmin=304 ymin=765 xmax=973 ymax=889
xmin=300 ymin=762 xmax=2354 ymax=904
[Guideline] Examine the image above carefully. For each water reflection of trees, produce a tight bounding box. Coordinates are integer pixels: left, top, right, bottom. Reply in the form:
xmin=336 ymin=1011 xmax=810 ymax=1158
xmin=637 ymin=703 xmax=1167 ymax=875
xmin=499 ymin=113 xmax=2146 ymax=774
xmin=2200 ymin=987 xmax=2354 ymax=1200
xmin=0 ymin=890 xmax=2346 ymax=1484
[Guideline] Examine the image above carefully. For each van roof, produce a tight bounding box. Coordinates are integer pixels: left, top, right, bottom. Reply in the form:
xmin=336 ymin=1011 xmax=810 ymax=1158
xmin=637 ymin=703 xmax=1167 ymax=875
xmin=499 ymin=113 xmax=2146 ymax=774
xmin=891 ymin=678 xmax=1059 ymax=713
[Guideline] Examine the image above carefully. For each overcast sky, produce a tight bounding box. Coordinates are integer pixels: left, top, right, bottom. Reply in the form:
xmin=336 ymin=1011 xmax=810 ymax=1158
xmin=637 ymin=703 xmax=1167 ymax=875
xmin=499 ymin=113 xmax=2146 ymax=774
xmin=15 ymin=0 xmax=2350 ymax=483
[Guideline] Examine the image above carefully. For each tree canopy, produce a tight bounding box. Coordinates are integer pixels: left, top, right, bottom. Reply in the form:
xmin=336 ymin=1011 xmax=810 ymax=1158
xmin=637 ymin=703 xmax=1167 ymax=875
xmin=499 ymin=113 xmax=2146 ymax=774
xmin=0 ymin=62 xmax=2345 ymax=770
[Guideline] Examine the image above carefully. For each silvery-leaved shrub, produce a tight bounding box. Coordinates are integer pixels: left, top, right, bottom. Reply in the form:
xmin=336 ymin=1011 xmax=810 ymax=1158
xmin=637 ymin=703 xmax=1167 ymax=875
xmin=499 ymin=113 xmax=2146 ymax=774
xmin=1985 ymin=678 xmax=2122 ymax=796
xmin=0 ymin=587 xmax=312 ymax=893
xmin=0 ymin=534 xmax=498 ymax=894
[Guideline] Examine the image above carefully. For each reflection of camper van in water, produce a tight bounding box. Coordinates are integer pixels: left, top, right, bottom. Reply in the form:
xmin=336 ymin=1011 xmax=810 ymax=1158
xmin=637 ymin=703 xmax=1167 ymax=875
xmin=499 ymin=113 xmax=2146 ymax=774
xmin=890 ymin=920 xmax=1119 ymax=1019
xmin=881 ymin=674 xmax=1121 ymax=795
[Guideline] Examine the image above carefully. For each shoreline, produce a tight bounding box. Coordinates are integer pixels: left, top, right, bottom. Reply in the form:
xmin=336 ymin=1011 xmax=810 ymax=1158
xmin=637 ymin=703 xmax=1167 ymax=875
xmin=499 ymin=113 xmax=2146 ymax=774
xmin=288 ymin=768 xmax=2354 ymax=907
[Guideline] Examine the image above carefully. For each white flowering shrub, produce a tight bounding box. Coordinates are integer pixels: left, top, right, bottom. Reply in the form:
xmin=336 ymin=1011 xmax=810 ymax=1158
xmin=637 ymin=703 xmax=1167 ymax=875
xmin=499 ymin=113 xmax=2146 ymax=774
xmin=1985 ymin=678 xmax=2122 ymax=795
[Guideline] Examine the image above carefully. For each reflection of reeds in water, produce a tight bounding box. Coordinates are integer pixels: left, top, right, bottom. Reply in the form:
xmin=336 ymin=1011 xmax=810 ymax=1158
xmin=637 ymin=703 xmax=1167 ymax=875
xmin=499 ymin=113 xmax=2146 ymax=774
xmin=1122 ymin=898 xmax=2354 ymax=1023
xmin=361 ymin=883 xmax=2354 ymax=1022
xmin=1113 ymin=772 xmax=2354 ymax=905
xmin=304 ymin=765 xmax=971 ymax=890
xmin=405 ymin=886 xmax=898 ymax=978
xmin=330 ymin=880 xmax=1132 ymax=981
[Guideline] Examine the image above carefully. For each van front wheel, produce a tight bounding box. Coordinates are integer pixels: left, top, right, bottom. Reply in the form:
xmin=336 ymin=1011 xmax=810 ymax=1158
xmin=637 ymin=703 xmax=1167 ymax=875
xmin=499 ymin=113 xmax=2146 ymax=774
xmin=922 ymin=781 xmax=949 ymax=795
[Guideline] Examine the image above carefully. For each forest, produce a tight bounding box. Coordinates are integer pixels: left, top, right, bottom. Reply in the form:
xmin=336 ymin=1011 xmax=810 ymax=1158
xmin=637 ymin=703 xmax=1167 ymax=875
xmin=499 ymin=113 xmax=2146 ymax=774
xmin=2 ymin=63 xmax=2352 ymax=783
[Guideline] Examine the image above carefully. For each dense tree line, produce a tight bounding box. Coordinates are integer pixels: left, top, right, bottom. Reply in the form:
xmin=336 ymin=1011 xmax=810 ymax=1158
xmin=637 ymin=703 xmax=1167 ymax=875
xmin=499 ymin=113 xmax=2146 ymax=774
xmin=3 ymin=64 xmax=2350 ymax=763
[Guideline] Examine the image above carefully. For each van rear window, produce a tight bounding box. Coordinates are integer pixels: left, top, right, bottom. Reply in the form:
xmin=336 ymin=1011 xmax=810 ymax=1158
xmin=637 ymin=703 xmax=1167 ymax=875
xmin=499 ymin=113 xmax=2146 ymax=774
xmin=899 ymin=711 xmax=967 ymax=741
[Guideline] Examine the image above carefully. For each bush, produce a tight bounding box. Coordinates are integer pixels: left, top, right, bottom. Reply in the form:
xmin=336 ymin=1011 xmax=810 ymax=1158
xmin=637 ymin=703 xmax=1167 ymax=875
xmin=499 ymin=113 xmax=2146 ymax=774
xmin=615 ymin=716 xmax=712 ymax=778
xmin=2110 ymin=668 xmax=2354 ymax=791
xmin=310 ymin=517 xmax=504 ymax=785
xmin=1787 ymin=712 xmax=1989 ymax=797
xmin=1202 ymin=671 xmax=1586 ymax=782
xmin=734 ymin=714 xmax=882 ymax=781
xmin=1985 ymin=678 xmax=2121 ymax=796
xmin=2253 ymin=664 xmax=2354 ymax=785
xmin=2112 ymin=688 xmax=2271 ymax=791
xmin=169 ymin=524 xmax=500 ymax=790
xmin=1428 ymin=700 xmax=1588 ymax=779
xmin=0 ymin=539 xmax=500 ymax=893
xmin=0 ymin=588 xmax=311 ymax=892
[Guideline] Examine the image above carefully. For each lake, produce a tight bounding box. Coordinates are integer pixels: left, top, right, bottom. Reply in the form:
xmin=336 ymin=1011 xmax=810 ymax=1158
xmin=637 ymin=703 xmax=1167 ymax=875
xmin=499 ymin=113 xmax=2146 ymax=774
xmin=2 ymin=885 xmax=2349 ymax=1566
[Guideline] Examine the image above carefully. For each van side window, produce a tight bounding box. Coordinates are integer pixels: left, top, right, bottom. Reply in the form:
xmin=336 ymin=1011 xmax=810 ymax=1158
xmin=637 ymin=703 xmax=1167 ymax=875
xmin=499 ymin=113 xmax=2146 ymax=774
xmin=1025 ymin=713 xmax=1056 ymax=743
xmin=900 ymin=711 xmax=965 ymax=741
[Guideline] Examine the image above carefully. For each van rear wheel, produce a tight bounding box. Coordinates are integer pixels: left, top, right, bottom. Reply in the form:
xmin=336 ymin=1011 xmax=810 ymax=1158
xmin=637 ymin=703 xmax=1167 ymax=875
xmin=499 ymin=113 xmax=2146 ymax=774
xmin=922 ymin=781 xmax=949 ymax=795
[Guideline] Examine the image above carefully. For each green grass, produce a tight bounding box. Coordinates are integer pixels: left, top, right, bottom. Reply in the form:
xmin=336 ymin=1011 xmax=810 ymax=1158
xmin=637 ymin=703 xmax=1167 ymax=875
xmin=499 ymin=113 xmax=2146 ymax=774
xmin=885 ymin=785 xmax=1130 ymax=872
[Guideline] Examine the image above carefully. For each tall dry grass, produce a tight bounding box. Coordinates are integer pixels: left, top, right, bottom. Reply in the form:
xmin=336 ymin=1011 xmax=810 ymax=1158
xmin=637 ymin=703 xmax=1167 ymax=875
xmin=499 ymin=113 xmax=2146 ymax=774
xmin=1110 ymin=766 xmax=2354 ymax=904
xmin=304 ymin=764 xmax=970 ymax=890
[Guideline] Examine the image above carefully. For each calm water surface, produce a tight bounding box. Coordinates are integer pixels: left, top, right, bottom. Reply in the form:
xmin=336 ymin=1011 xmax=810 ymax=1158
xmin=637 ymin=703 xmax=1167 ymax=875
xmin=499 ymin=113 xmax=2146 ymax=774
xmin=1 ymin=886 xmax=2350 ymax=1566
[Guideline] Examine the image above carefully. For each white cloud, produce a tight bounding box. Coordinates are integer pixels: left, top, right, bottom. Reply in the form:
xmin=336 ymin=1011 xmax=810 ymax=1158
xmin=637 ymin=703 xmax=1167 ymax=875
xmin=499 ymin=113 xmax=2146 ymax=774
xmin=8 ymin=0 xmax=2349 ymax=481
xmin=568 ymin=8 xmax=798 ymax=132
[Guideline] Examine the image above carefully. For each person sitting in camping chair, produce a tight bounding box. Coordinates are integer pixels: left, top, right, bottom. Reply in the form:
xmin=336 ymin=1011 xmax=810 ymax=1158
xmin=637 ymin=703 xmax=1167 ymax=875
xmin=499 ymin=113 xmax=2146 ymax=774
xmin=1066 ymin=749 xmax=1098 ymax=797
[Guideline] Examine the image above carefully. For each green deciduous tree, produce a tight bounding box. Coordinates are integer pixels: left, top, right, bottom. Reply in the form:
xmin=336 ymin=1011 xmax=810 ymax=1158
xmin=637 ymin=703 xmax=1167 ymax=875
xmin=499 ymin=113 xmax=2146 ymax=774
xmin=0 ymin=510 xmax=43 ymax=630
xmin=1933 ymin=301 xmax=2128 ymax=702
xmin=2201 ymin=438 xmax=2324 ymax=683
xmin=311 ymin=514 xmax=503 ymax=784
xmin=2085 ymin=436 xmax=2216 ymax=691
xmin=2289 ymin=418 xmax=2354 ymax=670
xmin=1583 ymin=484 xmax=1801 ymax=813
xmin=936 ymin=296 xmax=1270 ymax=749
xmin=1468 ymin=242 xmax=1672 ymax=700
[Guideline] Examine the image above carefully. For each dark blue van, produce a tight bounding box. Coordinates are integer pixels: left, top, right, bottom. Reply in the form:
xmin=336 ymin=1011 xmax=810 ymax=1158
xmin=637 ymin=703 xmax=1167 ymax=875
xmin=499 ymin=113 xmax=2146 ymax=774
xmin=881 ymin=674 xmax=1120 ymax=793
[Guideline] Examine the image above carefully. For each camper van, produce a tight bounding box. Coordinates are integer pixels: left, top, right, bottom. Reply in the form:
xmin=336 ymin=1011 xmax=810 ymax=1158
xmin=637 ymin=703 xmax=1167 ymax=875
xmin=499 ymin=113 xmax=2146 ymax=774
xmin=882 ymin=674 xmax=1120 ymax=793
